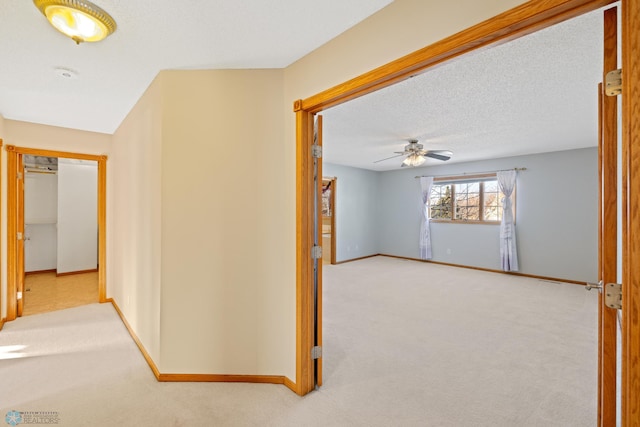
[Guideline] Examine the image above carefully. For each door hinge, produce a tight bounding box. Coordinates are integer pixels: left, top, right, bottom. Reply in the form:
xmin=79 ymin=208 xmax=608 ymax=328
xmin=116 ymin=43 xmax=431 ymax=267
xmin=17 ymin=232 xmax=23 ymax=240
xmin=604 ymin=283 xmax=622 ymax=309
xmin=311 ymin=245 xmax=322 ymax=259
xmin=586 ymin=280 xmax=622 ymax=309
xmin=605 ymin=68 xmax=622 ymax=96
xmin=311 ymin=346 xmax=322 ymax=359
xmin=17 ymin=172 xmax=23 ymax=180
xmin=312 ymin=145 xmax=322 ymax=158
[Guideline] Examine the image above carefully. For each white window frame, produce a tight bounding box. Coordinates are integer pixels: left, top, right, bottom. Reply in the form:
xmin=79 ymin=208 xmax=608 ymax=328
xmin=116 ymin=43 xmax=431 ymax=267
xmin=429 ymin=173 xmax=515 ymax=224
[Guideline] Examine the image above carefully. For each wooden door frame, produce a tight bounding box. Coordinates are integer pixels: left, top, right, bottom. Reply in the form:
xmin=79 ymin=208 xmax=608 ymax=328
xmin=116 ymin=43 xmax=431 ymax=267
xmin=0 ymin=139 xmax=3 ymax=329
xmin=5 ymin=146 xmax=108 ymax=321
xmin=620 ymin=0 xmax=640 ymax=423
xmin=315 ymin=116 xmax=323 ymax=387
xmin=294 ymin=2 xmax=640 ymax=422
xmin=598 ymin=7 xmax=618 ymax=425
xmin=322 ymin=177 xmax=337 ymax=265
xmin=16 ymin=153 xmax=24 ymax=317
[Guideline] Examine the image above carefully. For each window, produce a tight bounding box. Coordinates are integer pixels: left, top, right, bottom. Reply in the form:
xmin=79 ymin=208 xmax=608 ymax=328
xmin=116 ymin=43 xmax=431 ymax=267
xmin=428 ymin=174 xmax=513 ymax=223
xmin=482 ymin=180 xmax=503 ymax=221
xmin=455 ymin=182 xmax=480 ymax=220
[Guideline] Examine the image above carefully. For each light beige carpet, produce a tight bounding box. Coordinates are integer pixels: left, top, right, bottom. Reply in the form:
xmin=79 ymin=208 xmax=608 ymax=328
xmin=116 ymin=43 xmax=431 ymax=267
xmin=321 ymin=256 xmax=597 ymax=426
xmin=0 ymin=256 xmax=597 ymax=426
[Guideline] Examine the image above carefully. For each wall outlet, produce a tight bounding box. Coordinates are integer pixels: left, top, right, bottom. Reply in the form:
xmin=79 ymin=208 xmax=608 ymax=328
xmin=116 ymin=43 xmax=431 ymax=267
xmin=446 ymin=248 xmax=452 ymax=255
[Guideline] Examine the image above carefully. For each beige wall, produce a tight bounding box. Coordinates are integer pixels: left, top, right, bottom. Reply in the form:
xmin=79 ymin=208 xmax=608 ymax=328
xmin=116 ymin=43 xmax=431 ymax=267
xmin=110 ymin=74 xmax=164 ymax=363
xmin=0 ymin=119 xmax=111 ymax=319
xmin=3 ymin=120 xmax=111 ymax=154
xmin=283 ymin=0 xmax=528 ymax=102
xmin=1 ymin=0 xmax=532 ymax=380
xmin=158 ymin=69 xmax=285 ymax=374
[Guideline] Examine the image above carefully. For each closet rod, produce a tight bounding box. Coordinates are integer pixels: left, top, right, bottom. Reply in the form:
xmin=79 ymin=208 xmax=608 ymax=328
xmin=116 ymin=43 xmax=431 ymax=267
xmin=25 ymin=169 xmax=57 ymax=175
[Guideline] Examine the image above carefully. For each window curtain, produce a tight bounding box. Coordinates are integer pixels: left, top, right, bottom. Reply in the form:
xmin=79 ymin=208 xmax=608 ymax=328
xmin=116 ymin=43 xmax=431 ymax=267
xmin=419 ymin=177 xmax=434 ymax=260
xmin=497 ymin=170 xmax=518 ymax=271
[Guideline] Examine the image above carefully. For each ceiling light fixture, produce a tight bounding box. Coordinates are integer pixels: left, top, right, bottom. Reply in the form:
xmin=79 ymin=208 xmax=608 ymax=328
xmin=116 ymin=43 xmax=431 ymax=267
xmin=401 ymin=154 xmax=426 ymax=167
xmin=33 ymin=0 xmax=117 ymax=44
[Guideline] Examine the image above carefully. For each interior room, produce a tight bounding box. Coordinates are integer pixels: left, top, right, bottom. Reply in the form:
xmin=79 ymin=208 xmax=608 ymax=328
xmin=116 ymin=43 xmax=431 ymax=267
xmin=0 ymin=0 xmax=638 ymax=425
xmin=22 ymin=155 xmax=99 ymax=315
xmin=320 ymin=8 xmax=600 ymax=282
xmin=314 ymin=5 xmax=603 ymax=424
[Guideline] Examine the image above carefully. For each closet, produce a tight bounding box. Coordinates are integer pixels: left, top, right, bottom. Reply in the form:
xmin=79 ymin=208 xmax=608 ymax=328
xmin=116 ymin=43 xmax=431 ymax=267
xmin=24 ymin=156 xmax=98 ymax=275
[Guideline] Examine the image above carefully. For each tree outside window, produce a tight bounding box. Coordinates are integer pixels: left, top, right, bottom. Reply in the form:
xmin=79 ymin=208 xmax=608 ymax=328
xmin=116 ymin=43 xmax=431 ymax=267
xmin=429 ymin=176 xmax=512 ymax=223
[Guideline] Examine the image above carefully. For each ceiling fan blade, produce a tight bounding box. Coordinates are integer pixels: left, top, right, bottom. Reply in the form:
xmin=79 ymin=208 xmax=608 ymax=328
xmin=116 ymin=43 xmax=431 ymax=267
xmin=424 ymin=150 xmax=453 ymax=161
xmin=373 ymin=153 xmax=405 ymax=163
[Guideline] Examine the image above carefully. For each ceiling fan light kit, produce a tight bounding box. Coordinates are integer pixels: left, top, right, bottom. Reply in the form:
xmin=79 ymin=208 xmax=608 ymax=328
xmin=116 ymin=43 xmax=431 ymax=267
xmin=33 ymin=0 xmax=117 ymax=44
xmin=401 ymin=154 xmax=426 ymax=167
xmin=375 ymin=139 xmax=453 ymax=168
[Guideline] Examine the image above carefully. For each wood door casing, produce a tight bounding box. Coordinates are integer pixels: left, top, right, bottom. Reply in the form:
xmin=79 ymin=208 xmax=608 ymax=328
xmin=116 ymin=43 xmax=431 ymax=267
xmin=321 ymin=177 xmax=337 ymax=265
xmin=6 ymin=148 xmax=18 ymax=321
xmin=4 ymin=145 xmax=108 ymax=323
xmin=16 ymin=154 xmax=24 ymax=317
xmin=598 ymin=7 xmax=619 ymax=425
xmin=621 ymin=0 xmax=640 ymax=422
xmin=315 ymin=114 xmax=323 ymax=387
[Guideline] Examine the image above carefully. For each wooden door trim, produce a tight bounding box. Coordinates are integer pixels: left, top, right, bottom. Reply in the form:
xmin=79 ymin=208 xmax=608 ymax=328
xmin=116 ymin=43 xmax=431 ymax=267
xmin=599 ymin=7 xmax=619 ymax=424
xmin=5 ymin=145 xmax=108 ymax=322
xmin=6 ymin=147 xmax=16 ymax=320
xmin=297 ymin=0 xmax=616 ymax=114
xmin=293 ymin=0 xmax=625 ymax=400
xmin=16 ymin=154 xmax=24 ymax=317
xmin=295 ymin=109 xmax=315 ymax=395
xmin=621 ymin=0 xmax=640 ymax=423
xmin=329 ymin=178 xmax=337 ymax=265
xmin=315 ymin=115 xmax=323 ymax=387
xmin=321 ymin=176 xmax=337 ymax=265
xmin=0 ymin=138 xmax=3 ymax=325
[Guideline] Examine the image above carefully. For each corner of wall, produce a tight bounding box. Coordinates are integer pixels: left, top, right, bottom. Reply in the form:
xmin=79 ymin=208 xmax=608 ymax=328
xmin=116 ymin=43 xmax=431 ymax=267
xmin=109 ymin=71 xmax=164 ymax=366
xmin=156 ymin=69 xmax=293 ymax=377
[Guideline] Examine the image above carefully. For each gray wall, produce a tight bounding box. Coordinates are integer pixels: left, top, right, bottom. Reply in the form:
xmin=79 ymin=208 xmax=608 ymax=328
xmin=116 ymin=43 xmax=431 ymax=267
xmin=323 ymin=163 xmax=380 ymax=262
xmin=327 ymin=147 xmax=598 ymax=283
xmin=377 ymin=148 xmax=598 ymax=282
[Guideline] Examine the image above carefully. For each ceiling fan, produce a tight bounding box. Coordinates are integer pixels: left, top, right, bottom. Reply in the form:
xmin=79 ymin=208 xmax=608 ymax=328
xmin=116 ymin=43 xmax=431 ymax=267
xmin=374 ymin=139 xmax=453 ymax=167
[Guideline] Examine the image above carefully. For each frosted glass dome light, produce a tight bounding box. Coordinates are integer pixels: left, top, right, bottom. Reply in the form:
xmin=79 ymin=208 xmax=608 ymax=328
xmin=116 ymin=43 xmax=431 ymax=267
xmin=33 ymin=0 xmax=117 ymax=44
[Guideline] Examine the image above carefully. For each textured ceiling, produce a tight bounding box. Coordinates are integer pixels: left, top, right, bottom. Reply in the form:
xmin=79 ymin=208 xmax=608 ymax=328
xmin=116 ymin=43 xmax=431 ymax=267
xmin=322 ymin=8 xmax=606 ymax=171
xmin=0 ymin=0 xmax=392 ymax=134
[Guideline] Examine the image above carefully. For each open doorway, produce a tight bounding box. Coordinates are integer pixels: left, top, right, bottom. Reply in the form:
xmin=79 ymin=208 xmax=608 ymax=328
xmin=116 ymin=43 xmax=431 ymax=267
xmin=22 ymin=155 xmax=99 ymax=316
xmin=322 ymin=0 xmax=602 ymax=394
xmin=5 ymin=145 xmax=107 ymax=321
xmin=294 ymin=2 xmax=636 ymax=424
